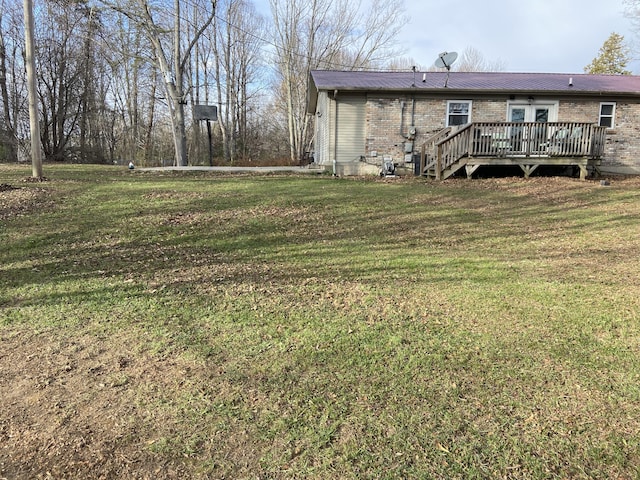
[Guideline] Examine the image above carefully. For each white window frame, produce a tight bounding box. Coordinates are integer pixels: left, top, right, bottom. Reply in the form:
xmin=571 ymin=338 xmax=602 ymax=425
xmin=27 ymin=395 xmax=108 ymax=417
xmin=446 ymin=100 xmax=472 ymax=127
xmin=599 ymin=102 xmax=616 ymax=129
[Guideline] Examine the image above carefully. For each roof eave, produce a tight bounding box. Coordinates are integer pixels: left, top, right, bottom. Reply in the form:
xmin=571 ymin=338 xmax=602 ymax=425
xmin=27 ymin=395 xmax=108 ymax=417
xmin=306 ymin=73 xmax=319 ymax=114
xmin=311 ymin=86 xmax=640 ymax=98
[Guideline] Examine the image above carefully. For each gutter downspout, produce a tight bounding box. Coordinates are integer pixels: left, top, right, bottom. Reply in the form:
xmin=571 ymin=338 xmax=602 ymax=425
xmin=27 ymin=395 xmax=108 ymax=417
xmin=401 ymin=96 xmax=416 ymax=139
xmin=411 ymin=96 xmax=416 ymax=130
xmin=333 ymin=90 xmax=338 ymax=175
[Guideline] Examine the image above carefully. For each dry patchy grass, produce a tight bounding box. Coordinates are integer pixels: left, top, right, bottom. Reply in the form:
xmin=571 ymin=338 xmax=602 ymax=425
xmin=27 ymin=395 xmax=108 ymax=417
xmin=1 ymin=166 xmax=640 ymax=479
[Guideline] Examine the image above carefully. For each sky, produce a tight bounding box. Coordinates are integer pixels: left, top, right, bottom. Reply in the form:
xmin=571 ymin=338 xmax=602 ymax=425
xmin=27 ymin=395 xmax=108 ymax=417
xmin=252 ymin=0 xmax=639 ymax=74
xmin=398 ymin=0 xmax=638 ymax=73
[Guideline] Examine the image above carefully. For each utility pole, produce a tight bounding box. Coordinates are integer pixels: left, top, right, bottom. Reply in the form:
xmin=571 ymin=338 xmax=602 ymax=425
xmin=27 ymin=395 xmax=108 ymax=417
xmin=23 ymin=0 xmax=43 ymax=178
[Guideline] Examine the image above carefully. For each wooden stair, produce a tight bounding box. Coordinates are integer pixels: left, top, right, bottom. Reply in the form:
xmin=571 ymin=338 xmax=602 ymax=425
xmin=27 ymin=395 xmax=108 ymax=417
xmin=424 ymin=158 xmax=468 ymax=180
xmin=420 ymin=126 xmax=470 ymax=179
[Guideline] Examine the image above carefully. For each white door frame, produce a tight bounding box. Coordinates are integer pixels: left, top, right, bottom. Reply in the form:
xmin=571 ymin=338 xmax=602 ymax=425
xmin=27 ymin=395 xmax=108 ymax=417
xmin=506 ymin=101 xmax=558 ymax=154
xmin=507 ymin=100 xmax=558 ymax=123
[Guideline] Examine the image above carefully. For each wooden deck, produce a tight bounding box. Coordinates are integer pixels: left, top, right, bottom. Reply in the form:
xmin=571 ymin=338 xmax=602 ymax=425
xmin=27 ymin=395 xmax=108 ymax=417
xmin=420 ymin=122 xmax=607 ymax=180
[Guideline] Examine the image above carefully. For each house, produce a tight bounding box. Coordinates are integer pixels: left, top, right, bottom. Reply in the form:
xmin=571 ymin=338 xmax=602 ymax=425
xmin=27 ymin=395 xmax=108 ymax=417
xmin=306 ymin=70 xmax=640 ymax=178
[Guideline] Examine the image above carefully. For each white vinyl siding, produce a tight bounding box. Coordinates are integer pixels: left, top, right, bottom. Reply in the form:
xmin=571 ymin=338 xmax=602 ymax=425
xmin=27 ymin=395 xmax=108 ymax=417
xmin=314 ymin=92 xmax=331 ymax=165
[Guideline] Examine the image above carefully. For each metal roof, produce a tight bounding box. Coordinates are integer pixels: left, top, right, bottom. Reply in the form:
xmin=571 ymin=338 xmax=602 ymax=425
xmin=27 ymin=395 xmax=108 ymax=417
xmin=309 ymin=70 xmax=640 ymax=94
xmin=307 ymin=70 xmax=640 ymax=113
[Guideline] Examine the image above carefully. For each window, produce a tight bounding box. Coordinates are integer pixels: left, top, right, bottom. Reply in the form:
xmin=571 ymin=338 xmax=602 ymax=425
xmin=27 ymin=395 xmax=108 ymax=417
xmin=599 ymin=102 xmax=616 ymax=128
xmin=446 ymin=101 xmax=472 ymax=126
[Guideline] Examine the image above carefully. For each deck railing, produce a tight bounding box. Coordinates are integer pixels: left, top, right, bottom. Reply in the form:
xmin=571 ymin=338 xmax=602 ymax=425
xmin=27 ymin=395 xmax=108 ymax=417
xmin=422 ymin=122 xmax=607 ymax=177
xmin=419 ymin=127 xmax=452 ymax=174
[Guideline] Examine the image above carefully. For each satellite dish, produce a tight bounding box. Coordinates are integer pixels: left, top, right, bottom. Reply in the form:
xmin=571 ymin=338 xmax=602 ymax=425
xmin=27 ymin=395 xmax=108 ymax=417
xmin=434 ymin=51 xmax=458 ymax=70
xmin=434 ymin=51 xmax=458 ymax=87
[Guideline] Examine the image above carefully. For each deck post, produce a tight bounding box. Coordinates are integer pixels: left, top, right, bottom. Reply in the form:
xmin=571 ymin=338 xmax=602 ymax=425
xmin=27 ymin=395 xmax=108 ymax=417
xmin=465 ymin=164 xmax=480 ymax=178
xmin=579 ymin=164 xmax=587 ymax=180
xmin=436 ymin=144 xmax=442 ymax=181
xmin=420 ymin=143 xmax=425 ymax=176
xmin=520 ymin=164 xmax=539 ymax=178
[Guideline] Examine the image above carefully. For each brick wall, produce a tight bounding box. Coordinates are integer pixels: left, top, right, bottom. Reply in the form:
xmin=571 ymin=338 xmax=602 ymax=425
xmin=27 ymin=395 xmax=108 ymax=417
xmin=602 ymin=102 xmax=640 ymax=169
xmin=364 ymin=95 xmax=640 ymax=170
xmin=558 ymin=99 xmax=640 ymax=169
xmin=559 ymin=100 xmax=640 ymax=168
xmin=365 ymin=97 xmax=514 ymax=163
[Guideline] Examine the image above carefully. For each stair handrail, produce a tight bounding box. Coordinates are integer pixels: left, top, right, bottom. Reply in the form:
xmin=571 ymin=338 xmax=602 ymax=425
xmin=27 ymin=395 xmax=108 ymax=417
xmin=420 ymin=127 xmax=452 ymax=175
xmin=433 ymin=124 xmax=474 ymax=179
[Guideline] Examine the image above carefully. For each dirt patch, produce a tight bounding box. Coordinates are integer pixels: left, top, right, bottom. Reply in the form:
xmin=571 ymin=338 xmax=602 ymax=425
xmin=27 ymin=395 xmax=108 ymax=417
xmin=0 ymin=329 xmax=202 ymax=479
xmin=0 ymin=183 xmax=19 ymax=192
xmin=0 ymin=184 xmax=51 ymax=221
xmin=442 ymin=173 xmax=640 ymax=189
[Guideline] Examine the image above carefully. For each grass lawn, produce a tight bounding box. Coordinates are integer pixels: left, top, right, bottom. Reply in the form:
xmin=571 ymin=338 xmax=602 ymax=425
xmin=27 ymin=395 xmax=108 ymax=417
xmin=1 ymin=164 xmax=639 ymax=479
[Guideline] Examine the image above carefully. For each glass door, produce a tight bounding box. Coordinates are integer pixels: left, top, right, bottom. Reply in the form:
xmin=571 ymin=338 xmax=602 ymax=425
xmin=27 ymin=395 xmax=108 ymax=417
xmin=510 ymin=107 xmax=526 ymax=122
xmin=508 ymin=104 xmax=554 ymax=154
xmin=509 ymin=107 xmax=526 ymax=153
xmin=509 ymin=104 xmax=551 ymax=122
xmin=532 ymin=108 xmax=549 ymax=152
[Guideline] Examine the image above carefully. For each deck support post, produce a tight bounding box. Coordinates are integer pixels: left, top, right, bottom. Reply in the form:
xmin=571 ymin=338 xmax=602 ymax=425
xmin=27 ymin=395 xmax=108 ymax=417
xmin=519 ymin=164 xmax=539 ymax=178
xmin=465 ymin=164 xmax=480 ymax=179
xmin=578 ymin=164 xmax=588 ymax=180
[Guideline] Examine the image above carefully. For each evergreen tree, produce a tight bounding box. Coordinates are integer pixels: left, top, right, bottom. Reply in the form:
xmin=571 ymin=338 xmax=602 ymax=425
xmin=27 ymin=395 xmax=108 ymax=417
xmin=584 ymin=32 xmax=632 ymax=75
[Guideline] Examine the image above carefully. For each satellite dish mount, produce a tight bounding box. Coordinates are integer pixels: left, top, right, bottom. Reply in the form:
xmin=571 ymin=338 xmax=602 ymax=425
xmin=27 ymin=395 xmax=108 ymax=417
xmin=434 ymin=51 xmax=458 ymax=87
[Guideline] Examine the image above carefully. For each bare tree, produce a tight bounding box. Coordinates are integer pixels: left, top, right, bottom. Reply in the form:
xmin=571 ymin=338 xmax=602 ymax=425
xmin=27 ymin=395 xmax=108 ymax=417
xmin=385 ymin=57 xmax=430 ymax=72
xmin=270 ymin=0 xmax=406 ymax=163
xmin=4 ymin=0 xmax=110 ymax=166
xmin=3 ymin=0 xmax=434 ymax=169
xmin=76 ymin=5 xmax=119 ymax=163
xmin=0 ymin=0 xmax=21 ymax=162
xmin=625 ymin=0 xmax=640 ymax=31
xmin=384 ymin=47 xmax=505 ymax=74
xmin=104 ymin=0 xmax=216 ymax=166
xmin=211 ymin=0 xmax=266 ymax=164
xmin=35 ymin=0 xmax=100 ymax=162
xmin=23 ymin=0 xmax=41 ymax=175
xmin=105 ymin=11 xmax=161 ymax=164
xmin=454 ymin=46 xmax=506 ymax=72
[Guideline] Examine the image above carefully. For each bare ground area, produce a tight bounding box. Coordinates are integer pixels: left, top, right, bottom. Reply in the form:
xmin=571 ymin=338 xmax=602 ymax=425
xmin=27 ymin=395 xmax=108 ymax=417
xmin=0 ymin=180 xmax=51 ymax=221
xmin=0 ymin=330 xmax=205 ymax=479
xmin=3 ymin=180 xmax=251 ymax=479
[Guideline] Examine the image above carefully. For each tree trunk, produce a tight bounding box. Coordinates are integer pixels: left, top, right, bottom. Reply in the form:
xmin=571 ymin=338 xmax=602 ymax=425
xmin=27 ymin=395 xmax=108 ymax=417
xmin=0 ymin=24 xmax=17 ymax=163
xmin=172 ymin=0 xmax=188 ymax=166
xmin=129 ymin=0 xmax=215 ymax=167
xmin=212 ymin=14 xmax=229 ymax=163
xmin=174 ymin=99 xmax=188 ymax=166
xmin=144 ymin=70 xmax=157 ymax=165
